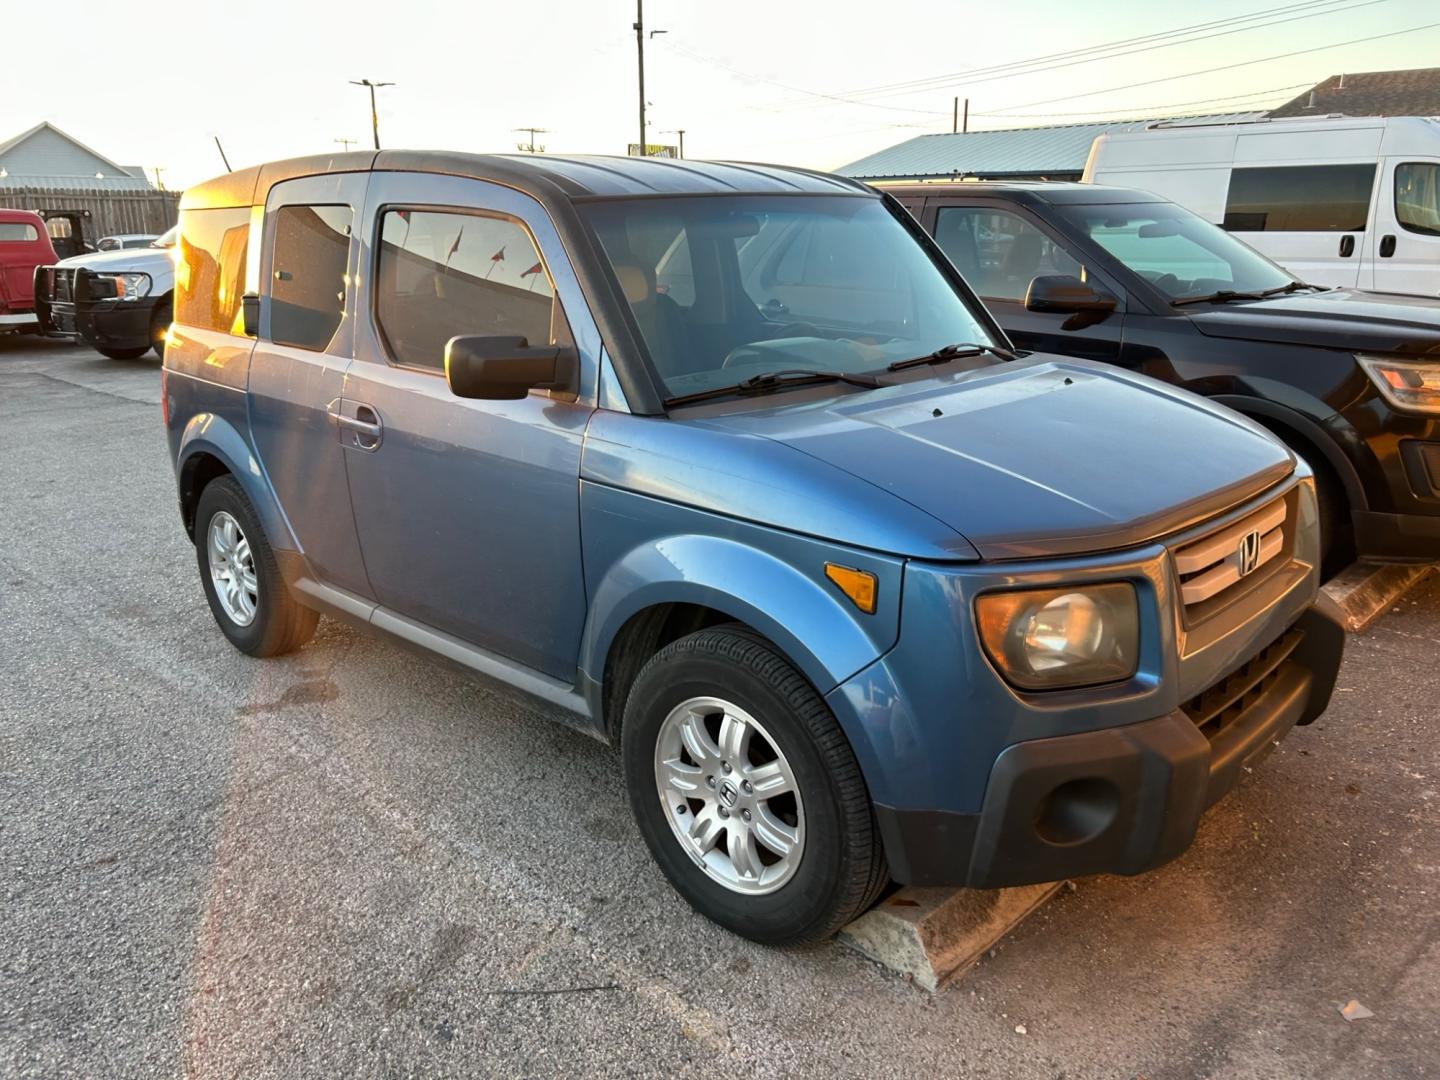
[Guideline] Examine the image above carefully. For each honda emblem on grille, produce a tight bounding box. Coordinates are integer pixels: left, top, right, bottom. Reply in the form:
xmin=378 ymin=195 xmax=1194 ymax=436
xmin=1237 ymin=529 xmax=1262 ymax=577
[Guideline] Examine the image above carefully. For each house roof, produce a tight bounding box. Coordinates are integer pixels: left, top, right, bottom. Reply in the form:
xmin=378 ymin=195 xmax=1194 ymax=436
xmin=1268 ymin=66 xmax=1440 ymax=119
xmin=0 ymin=121 xmax=152 ymax=189
xmin=836 ymin=113 xmax=1266 ymax=181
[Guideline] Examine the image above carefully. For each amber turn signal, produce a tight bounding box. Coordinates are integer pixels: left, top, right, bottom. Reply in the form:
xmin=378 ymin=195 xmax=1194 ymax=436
xmin=824 ymin=563 xmax=878 ymax=614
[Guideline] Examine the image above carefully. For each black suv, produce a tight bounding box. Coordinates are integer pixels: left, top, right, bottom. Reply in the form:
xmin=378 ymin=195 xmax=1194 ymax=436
xmin=886 ymin=182 xmax=1440 ymax=573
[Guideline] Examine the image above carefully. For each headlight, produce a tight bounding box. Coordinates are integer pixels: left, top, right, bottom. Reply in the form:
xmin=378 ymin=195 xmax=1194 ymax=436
xmin=975 ymin=583 xmax=1139 ymax=691
xmin=1357 ymin=354 xmax=1440 ymax=415
xmin=97 ymin=271 xmax=152 ymax=300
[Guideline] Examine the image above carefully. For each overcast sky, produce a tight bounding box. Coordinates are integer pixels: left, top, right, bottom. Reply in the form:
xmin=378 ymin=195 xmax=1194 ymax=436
xmin=3 ymin=0 xmax=1437 ymax=187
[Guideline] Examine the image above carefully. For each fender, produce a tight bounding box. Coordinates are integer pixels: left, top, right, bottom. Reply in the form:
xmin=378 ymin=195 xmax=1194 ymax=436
xmin=1210 ymin=386 xmax=1369 ymax=513
xmin=580 ymin=532 xmax=902 ymax=702
xmin=176 ymin=411 xmax=300 ymax=552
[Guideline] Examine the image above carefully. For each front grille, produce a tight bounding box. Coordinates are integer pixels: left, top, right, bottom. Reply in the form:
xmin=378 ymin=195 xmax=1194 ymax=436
xmin=1174 ymin=493 xmax=1292 ymax=623
xmin=52 ymin=268 xmax=73 ymax=302
xmin=1182 ymin=628 xmax=1303 ymax=741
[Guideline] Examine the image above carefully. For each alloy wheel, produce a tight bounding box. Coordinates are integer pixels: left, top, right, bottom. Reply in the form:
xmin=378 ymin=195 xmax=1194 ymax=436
xmin=653 ymin=696 xmax=805 ymax=895
xmin=206 ymin=510 xmax=258 ymax=626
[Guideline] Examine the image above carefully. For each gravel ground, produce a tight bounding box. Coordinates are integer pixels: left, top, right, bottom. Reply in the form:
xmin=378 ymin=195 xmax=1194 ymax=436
xmin=2 ymin=336 xmax=1436 ymax=1078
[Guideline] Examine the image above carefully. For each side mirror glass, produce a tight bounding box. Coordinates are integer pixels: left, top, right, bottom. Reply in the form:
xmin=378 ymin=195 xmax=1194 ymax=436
xmin=241 ymin=293 xmax=260 ymax=337
xmin=445 ymin=335 xmax=576 ymax=400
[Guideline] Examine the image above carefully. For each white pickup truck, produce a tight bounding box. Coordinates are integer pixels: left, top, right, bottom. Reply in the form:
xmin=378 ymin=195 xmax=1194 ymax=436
xmin=35 ymin=225 xmax=176 ymax=359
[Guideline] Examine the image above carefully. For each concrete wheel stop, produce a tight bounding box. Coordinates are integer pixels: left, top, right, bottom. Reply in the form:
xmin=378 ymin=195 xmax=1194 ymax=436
xmin=1322 ymin=562 xmax=1436 ymax=631
xmin=840 ymin=881 xmax=1064 ymax=992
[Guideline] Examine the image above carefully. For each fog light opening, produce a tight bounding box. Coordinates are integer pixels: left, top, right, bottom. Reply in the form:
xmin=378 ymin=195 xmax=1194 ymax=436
xmin=1034 ymin=778 xmax=1120 ymax=846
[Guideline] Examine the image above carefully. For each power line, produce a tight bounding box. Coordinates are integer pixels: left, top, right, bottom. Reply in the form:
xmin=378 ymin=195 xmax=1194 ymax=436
xmin=986 ymin=18 xmax=1440 ymax=114
xmin=971 ymin=83 xmax=1313 ymax=122
xmin=770 ymin=0 xmax=1394 ymax=108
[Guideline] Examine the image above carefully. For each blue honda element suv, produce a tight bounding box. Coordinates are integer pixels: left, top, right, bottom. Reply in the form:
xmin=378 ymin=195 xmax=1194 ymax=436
xmin=163 ymin=153 xmax=1344 ymax=944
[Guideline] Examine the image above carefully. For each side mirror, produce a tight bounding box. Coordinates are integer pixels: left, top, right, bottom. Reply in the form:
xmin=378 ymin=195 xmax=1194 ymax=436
xmin=1024 ymin=275 xmax=1116 ymax=315
xmin=445 ymin=335 xmax=576 ymax=400
xmin=1025 ymin=275 xmax=1117 ymax=330
xmin=241 ymin=293 xmax=260 ymax=337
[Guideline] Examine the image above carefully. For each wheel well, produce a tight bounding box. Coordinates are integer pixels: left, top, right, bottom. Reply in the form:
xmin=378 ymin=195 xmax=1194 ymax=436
xmin=1247 ymin=414 xmax=1351 ymax=512
xmin=180 ymin=453 xmax=231 ymax=538
xmin=601 ymin=603 xmax=739 ymax=740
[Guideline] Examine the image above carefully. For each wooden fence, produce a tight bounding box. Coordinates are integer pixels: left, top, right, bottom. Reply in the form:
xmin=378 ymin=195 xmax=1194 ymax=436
xmin=0 ymin=184 xmax=180 ymax=240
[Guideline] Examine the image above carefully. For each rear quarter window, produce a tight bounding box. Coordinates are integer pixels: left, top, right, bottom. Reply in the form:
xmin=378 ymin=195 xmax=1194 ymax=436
xmin=176 ymin=208 xmax=252 ymax=335
xmin=0 ymin=222 xmax=40 ymax=242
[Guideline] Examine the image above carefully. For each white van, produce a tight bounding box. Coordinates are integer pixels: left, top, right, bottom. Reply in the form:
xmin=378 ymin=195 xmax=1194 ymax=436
xmin=1083 ymin=115 xmax=1440 ymax=296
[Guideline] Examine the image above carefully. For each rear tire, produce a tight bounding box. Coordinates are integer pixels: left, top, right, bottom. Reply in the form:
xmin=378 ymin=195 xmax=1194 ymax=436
xmin=621 ymin=626 xmax=888 ymax=945
xmin=97 ymin=345 xmax=148 ymax=360
xmin=194 ymin=476 xmax=318 ymax=657
xmin=150 ymin=300 xmax=172 ymax=358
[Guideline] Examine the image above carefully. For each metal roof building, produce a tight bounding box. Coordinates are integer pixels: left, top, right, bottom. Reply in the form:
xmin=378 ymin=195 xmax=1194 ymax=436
xmin=837 ymin=112 xmax=1265 ymax=182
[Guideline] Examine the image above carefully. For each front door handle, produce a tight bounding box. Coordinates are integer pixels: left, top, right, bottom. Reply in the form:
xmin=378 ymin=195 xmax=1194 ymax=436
xmin=1380 ymin=234 xmax=1397 ymax=258
xmin=1339 ymin=234 xmax=1355 ymax=257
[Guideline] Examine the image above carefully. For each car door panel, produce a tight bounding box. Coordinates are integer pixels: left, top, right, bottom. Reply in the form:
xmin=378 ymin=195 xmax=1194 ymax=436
xmin=246 ymin=173 xmax=372 ymax=597
xmin=343 ymin=172 xmax=598 ymax=680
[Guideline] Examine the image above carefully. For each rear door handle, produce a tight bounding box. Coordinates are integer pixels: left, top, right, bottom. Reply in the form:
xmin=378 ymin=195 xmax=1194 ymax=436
xmin=329 ymin=400 xmax=383 ymax=450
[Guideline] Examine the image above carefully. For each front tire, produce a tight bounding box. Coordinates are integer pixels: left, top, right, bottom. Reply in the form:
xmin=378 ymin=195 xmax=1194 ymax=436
xmin=195 ymin=476 xmax=318 ymax=657
xmin=622 ymin=627 xmax=888 ymax=945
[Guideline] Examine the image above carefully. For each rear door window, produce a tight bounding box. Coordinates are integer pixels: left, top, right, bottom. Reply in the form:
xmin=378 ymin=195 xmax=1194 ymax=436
xmin=269 ymin=205 xmax=353 ymax=350
xmin=1223 ymin=164 xmax=1376 ymax=232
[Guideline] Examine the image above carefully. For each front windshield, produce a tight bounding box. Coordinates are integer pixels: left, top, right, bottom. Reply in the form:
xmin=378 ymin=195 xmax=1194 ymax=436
xmin=1055 ymin=201 xmax=1296 ymax=302
xmin=582 ymin=195 xmax=996 ymax=401
xmin=153 ymin=226 xmax=179 ymax=249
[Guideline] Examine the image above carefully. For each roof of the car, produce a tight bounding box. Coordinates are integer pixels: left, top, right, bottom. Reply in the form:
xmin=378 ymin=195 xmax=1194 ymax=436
xmin=180 ymin=151 xmax=870 ymax=210
xmin=875 ymin=180 xmax=1166 ymax=206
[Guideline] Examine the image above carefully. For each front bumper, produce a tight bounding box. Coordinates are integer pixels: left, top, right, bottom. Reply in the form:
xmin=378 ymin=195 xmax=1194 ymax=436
xmin=874 ymin=598 xmax=1345 ymax=887
xmin=35 ymin=266 xmax=160 ymax=350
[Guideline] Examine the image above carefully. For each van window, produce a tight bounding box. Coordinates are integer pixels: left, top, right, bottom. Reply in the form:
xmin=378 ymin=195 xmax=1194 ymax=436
xmin=0 ymin=222 xmax=39 ymax=242
xmin=374 ymin=208 xmax=566 ymax=372
xmin=176 ymin=208 xmax=251 ymax=334
xmin=1223 ymin=164 xmax=1375 ymax=232
xmin=932 ymin=207 xmax=1084 ymax=302
xmin=269 ymin=205 xmax=352 ymax=351
xmin=1395 ymin=163 xmax=1440 ymax=237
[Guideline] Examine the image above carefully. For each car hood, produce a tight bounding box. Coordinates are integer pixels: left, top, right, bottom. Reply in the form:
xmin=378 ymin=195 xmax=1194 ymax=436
xmin=1188 ymin=288 xmax=1440 ymax=358
xmin=54 ymin=246 xmax=173 ymax=274
xmin=697 ymin=356 xmax=1294 ymax=559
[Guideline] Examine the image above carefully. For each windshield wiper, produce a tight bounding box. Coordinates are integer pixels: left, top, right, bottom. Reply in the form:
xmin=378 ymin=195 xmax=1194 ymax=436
xmin=1171 ymin=281 xmax=1329 ymax=307
xmin=663 ymin=368 xmax=890 ymax=408
xmin=886 ymin=341 xmax=1018 ymax=372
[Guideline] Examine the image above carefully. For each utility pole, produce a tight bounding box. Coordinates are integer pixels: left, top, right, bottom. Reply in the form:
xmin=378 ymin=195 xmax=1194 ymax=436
xmin=350 ymin=78 xmax=394 ymax=149
xmin=661 ymin=129 xmax=686 ymax=158
xmin=963 ymin=97 xmax=969 ymax=133
xmin=335 ymin=137 xmax=358 ymax=152
xmin=151 ymin=167 xmax=165 ymax=191
xmin=513 ymin=127 xmax=551 ymax=153
xmin=634 ymin=2 xmax=647 ymax=155
xmin=952 ymin=97 xmax=958 ymax=134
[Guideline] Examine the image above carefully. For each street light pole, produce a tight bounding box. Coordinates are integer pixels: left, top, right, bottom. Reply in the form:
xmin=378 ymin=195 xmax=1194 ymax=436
xmin=662 ymin=129 xmax=686 ymax=158
xmin=634 ymin=1 xmax=646 ymax=156
xmin=349 ymin=79 xmax=394 ymax=150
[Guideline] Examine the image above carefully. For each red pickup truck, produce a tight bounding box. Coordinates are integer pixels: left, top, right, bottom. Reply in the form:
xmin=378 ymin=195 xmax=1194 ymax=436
xmin=0 ymin=209 xmax=58 ymax=334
